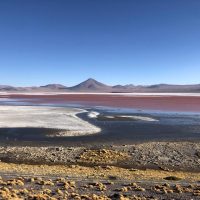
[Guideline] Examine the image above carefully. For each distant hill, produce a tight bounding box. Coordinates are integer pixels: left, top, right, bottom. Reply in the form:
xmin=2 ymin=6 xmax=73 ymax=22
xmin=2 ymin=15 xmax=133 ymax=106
xmin=0 ymin=85 xmax=18 ymax=91
xmin=1 ymin=79 xmax=200 ymax=93
xmin=68 ymin=78 xmax=112 ymax=92
xmin=40 ymin=84 xmax=68 ymax=90
xmin=112 ymin=83 xmax=200 ymax=93
xmin=143 ymin=84 xmax=200 ymax=92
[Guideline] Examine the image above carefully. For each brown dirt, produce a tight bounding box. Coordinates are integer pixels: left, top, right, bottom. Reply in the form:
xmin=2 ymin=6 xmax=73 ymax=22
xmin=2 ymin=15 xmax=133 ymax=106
xmin=0 ymin=162 xmax=200 ymax=199
xmin=79 ymin=149 xmax=130 ymax=164
xmin=0 ymin=162 xmax=200 ymax=182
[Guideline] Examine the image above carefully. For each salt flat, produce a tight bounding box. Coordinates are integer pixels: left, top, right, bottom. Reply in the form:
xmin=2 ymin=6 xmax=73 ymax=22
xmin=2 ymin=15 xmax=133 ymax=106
xmin=0 ymin=106 xmax=101 ymax=137
xmin=1 ymin=92 xmax=200 ymax=96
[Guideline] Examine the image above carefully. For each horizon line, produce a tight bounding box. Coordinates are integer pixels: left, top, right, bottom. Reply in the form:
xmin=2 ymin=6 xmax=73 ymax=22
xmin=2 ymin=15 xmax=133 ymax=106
xmin=0 ymin=77 xmax=200 ymax=88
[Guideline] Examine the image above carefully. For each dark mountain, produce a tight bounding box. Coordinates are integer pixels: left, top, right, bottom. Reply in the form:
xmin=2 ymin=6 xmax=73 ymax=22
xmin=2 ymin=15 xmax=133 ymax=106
xmin=68 ymin=78 xmax=112 ymax=92
xmin=0 ymin=79 xmax=200 ymax=93
xmin=112 ymin=83 xmax=200 ymax=93
xmin=147 ymin=84 xmax=170 ymax=89
xmin=112 ymin=85 xmax=127 ymax=89
xmin=124 ymin=84 xmax=136 ymax=88
xmin=0 ymin=84 xmax=68 ymax=92
xmin=144 ymin=84 xmax=200 ymax=92
xmin=0 ymin=85 xmax=18 ymax=91
xmin=112 ymin=84 xmax=137 ymax=92
xmin=40 ymin=84 xmax=68 ymax=90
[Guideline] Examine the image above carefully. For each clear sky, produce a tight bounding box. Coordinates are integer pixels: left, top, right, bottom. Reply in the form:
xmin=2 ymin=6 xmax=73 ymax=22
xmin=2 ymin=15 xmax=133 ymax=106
xmin=0 ymin=0 xmax=200 ymax=86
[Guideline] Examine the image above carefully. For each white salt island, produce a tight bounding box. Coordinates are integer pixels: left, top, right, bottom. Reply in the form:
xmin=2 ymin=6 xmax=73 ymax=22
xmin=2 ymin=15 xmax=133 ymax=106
xmin=0 ymin=106 xmax=101 ymax=137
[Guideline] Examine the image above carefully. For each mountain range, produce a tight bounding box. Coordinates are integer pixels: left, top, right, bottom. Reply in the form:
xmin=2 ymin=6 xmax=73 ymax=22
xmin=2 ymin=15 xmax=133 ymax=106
xmin=0 ymin=78 xmax=200 ymax=93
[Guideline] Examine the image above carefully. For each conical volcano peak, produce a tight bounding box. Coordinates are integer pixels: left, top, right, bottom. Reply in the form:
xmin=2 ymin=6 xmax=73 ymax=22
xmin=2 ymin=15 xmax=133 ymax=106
xmin=69 ymin=78 xmax=111 ymax=91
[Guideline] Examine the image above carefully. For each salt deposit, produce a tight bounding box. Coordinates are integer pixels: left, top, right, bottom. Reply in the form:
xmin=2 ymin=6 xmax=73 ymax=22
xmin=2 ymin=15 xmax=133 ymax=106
xmin=87 ymin=111 xmax=100 ymax=118
xmin=0 ymin=106 xmax=101 ymax=137
xmin=119 ymin=115 xmax=159 ymax=122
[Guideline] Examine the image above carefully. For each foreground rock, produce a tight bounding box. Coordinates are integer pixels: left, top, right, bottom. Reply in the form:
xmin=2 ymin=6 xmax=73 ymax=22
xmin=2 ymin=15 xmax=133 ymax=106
xmin=0 ymin=143 xmax=200 ymax=199
xmin=0 ymin=172 xmax=200 ymax=200
xmin=0 ymin=142 xmax=200 ymax=172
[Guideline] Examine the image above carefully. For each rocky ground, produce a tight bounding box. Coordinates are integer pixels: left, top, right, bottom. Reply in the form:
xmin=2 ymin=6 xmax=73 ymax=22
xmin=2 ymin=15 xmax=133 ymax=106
xmin=1 ymin=175 xmax=200 ymax=200
xmin=0 ymin=141 xmax=200 ymax=199
xmin=0 ymin=163 xmax=200 ymax=200
xmin=0 ymin=142 xmax=200 ymax=172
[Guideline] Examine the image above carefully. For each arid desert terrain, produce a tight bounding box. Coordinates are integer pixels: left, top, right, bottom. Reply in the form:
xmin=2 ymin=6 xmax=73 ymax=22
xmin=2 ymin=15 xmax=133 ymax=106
xmin=0 ymin=93 xmax=200 ymax=199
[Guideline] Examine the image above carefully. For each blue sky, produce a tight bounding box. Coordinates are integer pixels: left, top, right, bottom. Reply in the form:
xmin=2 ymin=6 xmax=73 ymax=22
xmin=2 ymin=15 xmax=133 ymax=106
xmin=0 ymin=0 xmax=200 ymax=86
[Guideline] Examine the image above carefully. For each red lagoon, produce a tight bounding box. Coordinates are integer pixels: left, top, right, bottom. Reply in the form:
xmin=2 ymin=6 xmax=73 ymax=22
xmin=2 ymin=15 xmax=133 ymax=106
xmin=2 ymin=94 xmax=200 ymax=112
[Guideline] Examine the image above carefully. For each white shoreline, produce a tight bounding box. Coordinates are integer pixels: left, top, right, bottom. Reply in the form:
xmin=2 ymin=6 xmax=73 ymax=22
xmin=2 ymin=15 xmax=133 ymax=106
xmin=87 ymin=111 xmax=158 ymax=122
xmin=1 ymin=92 xmax=200 ymax=97
xmin=0 ymin=106 xmax=101 ymax=137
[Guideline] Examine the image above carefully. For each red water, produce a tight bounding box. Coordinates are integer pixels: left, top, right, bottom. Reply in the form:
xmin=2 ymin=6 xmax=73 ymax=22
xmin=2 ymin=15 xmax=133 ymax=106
xmin=2 ymin=94 xmax=200 ymax=112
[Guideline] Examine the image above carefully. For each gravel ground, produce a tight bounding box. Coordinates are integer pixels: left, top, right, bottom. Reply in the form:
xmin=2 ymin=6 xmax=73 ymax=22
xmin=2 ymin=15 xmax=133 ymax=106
xmin=0 ymin=174 xmax=200 ymax=200
xmin=0 ymin=142 xmax=200 ymax=199
xmin=0 ymin=142 xmax=200 ymax=172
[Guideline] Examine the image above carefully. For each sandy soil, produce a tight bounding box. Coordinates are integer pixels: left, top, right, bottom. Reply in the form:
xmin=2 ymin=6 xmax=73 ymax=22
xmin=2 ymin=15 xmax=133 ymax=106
xmin=0 ymin=106 xmax=100 ymax=137
xmin=2 ymin=93 xmax=200 ymax=112
xmin=0 ymin=162 xmax=200 ymax=199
